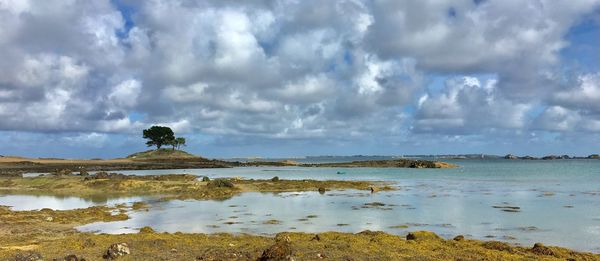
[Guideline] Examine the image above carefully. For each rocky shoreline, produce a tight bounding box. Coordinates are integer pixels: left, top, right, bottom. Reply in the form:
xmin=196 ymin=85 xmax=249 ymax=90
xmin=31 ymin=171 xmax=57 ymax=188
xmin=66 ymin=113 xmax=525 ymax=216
xmin=0 ymin=156 xmax=455 ymax=176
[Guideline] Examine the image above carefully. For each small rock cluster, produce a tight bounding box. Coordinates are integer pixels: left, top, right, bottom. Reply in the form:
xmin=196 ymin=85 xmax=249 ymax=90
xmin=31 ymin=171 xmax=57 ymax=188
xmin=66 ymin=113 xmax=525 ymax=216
xmin=103 ymin=243 xmax=131 ymax=259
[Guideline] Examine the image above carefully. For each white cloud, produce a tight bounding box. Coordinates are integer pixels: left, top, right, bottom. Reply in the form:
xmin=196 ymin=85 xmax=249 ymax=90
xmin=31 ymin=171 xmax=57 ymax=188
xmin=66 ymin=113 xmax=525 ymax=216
xmin=0 ymin=0 xmax=599 ymax=153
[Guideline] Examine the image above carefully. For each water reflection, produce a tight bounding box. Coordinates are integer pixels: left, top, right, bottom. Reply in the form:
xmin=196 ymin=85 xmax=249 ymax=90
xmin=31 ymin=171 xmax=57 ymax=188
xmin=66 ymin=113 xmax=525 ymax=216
xmin=76 ymin=189 xmax=600 ymax=253
xmin=0 ymin=194 xmax=147 ymax=211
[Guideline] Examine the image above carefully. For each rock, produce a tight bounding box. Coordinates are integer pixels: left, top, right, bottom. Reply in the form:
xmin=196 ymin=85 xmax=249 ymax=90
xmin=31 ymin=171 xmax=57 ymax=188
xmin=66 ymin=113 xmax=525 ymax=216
xmin=504 ymin=154 xmax=518 ymax=160
xmin=369 ymin=186 xmax=379 ymax=193
xmin=357 ymin=230 xmax=385 ymax=237
xmin=271 ymin=176 xmax=280 ymax=182
xmin=453 ymin=235 xmax=465 ymax=241
xmin=259 ymin=234 xmax=293 ymax=261
xmin=406 ymin=231 xmax=441 ymax=241
xmin=93 ymin=171 xmax=110 ymax=179
xmin=202 ymin=176 xmax=210 ymax=182
xmin=482 ymin=241 xmax=513 ymax=252
xmin=13 ymin=252 xmax=43 ymax=261
xmin=206 ymin=179 xmax=235 ymax=188
xmin=317 ymin=187 xmax=326 ymax=194
xmin=104 ymin=243 xmax=130 ymax=259
xmin=531 ymin=243 xmax=555 ymax=256
xmin=139 ymin=226 xmax=155 ymax=233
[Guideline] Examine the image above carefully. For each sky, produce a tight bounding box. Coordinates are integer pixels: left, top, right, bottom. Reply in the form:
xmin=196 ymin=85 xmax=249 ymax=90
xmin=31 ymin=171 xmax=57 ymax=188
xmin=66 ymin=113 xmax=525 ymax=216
xmin=0 ymin=0 xmax=599 ymax=159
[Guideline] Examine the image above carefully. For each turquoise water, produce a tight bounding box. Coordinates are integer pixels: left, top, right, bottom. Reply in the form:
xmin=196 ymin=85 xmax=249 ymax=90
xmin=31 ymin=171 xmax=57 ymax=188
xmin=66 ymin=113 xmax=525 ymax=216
xmin=3 ymin=160 xmax=600 ymax=252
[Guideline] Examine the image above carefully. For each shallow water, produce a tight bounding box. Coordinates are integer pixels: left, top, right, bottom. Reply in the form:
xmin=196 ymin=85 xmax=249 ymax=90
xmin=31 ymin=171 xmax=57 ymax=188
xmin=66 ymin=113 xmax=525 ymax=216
xmin=5 ymin=159 xmax=600 ymax=252
xmin=0 ymin=194 xmax=147 ymax=211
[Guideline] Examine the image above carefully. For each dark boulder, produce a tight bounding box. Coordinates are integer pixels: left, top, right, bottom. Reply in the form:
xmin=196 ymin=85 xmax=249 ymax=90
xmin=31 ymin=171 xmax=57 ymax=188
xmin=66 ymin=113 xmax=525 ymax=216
xmin=271 ymin=176 xmax=280 ymax=182
xmin=317 ymin=187 xmax=326 ymax=194
xmin=201 ymin=176 xmax=210 ymax=182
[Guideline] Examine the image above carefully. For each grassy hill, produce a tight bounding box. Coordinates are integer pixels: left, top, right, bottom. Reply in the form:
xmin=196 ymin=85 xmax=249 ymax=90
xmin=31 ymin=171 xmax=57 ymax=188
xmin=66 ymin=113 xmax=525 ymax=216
xmin=126 ymin=149 xmax=198 ymax=160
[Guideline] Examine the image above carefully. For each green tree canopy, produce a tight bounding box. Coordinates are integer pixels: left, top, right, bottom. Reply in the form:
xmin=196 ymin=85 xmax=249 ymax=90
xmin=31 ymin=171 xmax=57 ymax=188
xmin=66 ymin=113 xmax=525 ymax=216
xmin=143 ymin=126 xmax=175 ymax=149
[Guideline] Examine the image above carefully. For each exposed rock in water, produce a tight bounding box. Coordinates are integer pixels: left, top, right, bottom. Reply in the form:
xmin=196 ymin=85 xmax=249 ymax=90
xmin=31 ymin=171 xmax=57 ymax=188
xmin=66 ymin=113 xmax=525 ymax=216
xmin=259 ymin=234 xmax=293 ymax=261
xmin=202 ymin=176 xmax=210 ymax=182
xmin=13 ymin=252 xmax=44 ymax=261
xmin=317 ymin=187 xmax=326 ymax=194
xmin=271 ymin=176 xmax=280 ymax=182
xmin=531 ymin=243 xmax=556 ymax=256
xmin=206 ymin=179 xmax=235 ymax=188
xmin=406 ymin=231 xmax=441 ymax=241
xmin=104 ymin=243 xmax=130 ymax=259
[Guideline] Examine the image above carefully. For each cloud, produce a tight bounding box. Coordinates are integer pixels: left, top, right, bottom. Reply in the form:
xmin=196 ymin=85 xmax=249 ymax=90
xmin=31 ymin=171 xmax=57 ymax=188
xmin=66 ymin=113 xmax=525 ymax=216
xmin=413 ymin=76 xmax=531 ymax=134
xmin=0 ymin=0 xmax=599 ymax=156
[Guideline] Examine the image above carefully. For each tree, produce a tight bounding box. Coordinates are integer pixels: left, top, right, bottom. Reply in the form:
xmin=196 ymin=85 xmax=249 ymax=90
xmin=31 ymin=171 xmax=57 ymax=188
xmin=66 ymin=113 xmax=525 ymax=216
xmin=175 ymin=137 xmax=186 ymax=150
xmin=142 ymin=126 xmax=175 ymax=149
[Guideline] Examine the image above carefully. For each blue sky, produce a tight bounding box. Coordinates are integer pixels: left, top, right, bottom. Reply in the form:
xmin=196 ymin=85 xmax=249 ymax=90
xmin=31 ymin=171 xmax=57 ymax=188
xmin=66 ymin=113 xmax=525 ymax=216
xmin=0 ymin=0 xmax=599 ymax=159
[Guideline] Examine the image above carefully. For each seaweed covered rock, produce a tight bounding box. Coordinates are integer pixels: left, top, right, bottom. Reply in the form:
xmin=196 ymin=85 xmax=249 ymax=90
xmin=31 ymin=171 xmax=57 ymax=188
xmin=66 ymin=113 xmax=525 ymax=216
xmin=271 ymin=176 xmax=280 ymax=182
xmin=104 ymin=242 xmax=130 ymax=259
xmin=406 ymin=231 xmax=441 ymax=241
xmin=317 ymin=187 xmax=326 ymax=194
xmin=259 ymin=234 xmax=293 ymax=261
xmin=206 ymin=179 xmax=235 ymax=188
xmin=482 ymin=241 xmax=513 ymax=252
xmin=453 ymin=235 xmax=465 ymax=241
xmin=531 ymin=243 xmax=555 ymax=256
xmin=202 ymin=176 xmax=210 ymax=182
xmin=139 ymin=226 xmax=155 ymax=233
